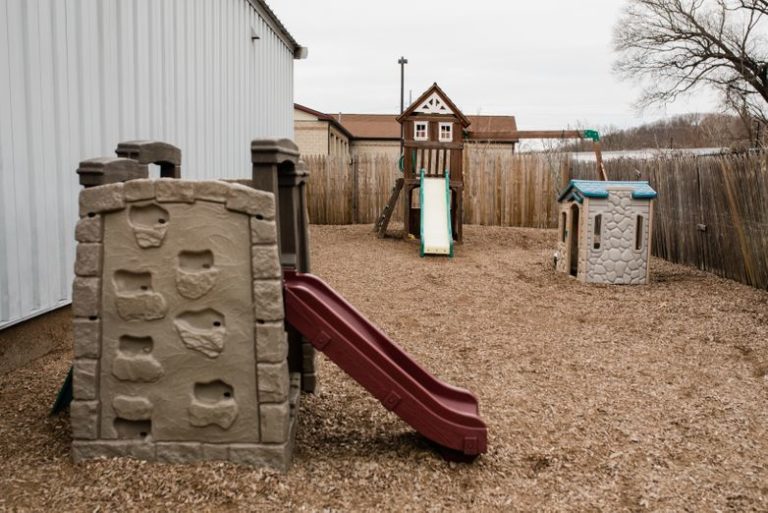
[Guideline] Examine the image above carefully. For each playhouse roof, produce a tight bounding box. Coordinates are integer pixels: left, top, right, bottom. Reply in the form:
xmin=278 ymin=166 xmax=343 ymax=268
xmin=558 ymin=180 xmax=657 ymax=203
xmin=397 ymin=83 xmax=472 ymax=127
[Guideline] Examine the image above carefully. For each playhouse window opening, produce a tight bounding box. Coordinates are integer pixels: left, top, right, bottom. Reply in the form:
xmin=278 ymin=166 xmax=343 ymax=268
xmin=593 ymin=214 xmax=602 ymax=249
xmin=414 ymin=121 xmax=428 ymax=141
xmin=560 ymin=212 xmax=567 ymax=242
xmin=439 ymin=123 xmax=452 ymax=142
xmin=635 ymin=215 xmax=644 ymax=250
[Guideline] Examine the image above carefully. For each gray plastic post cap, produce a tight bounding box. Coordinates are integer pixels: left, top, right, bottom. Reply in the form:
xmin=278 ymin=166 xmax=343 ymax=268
xmin=251 ymin=138 xmax=299 ymax=156
xmin=77 ymin=157 xmax=148 ymax=186
xmin=115 ymin=140 xmax=182 ymax=165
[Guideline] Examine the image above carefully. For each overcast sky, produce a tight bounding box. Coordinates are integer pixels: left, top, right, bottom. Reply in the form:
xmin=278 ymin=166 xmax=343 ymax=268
xmin=270 ymin=1 xmax=721 ymax=130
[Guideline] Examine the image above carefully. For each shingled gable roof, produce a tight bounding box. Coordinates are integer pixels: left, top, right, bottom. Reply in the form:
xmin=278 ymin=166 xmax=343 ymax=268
xmin=396 ymin=83 xmax=472 ymax=128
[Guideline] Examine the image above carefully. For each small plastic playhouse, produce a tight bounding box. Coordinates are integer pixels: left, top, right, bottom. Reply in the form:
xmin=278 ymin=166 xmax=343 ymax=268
xmin=67 ymin=139 xmax=487 ymax=471
xmin=556 ymin=180 xmax=657 ymax=284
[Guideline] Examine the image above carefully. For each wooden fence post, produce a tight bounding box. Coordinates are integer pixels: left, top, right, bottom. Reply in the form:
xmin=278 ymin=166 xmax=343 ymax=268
xmin=352 ymin=157 xmax=359 ymax=224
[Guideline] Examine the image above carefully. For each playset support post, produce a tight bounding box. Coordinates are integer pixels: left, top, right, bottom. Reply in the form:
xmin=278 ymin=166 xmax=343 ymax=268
xmin=250 ymin=138 xmax=315 ymax=392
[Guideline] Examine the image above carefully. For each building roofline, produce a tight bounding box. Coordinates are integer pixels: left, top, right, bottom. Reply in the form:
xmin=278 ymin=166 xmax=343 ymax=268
xmin=247 ymin=0 xmax=308 ymax=59
xmin=294 ymin=103 xmax=353 ymax=139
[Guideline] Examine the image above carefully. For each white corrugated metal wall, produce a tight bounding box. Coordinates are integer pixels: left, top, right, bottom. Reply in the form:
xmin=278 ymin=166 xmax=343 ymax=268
xmin=0 ymin=0 xmax=298 ymax=329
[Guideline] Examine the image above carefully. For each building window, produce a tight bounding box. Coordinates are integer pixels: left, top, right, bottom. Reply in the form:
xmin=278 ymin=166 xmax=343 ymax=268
xmin=439 ymin=122 xmax=453 ymax=142
xmin=414 ymin=121 xmax=428 ymax=141
xmin=635 ymin=215 xmax=644 ymax=250
xmin=593 ymin=214 xmax=602 ymax=249
xmin=560 ymin=212 xmax=567 ymax=242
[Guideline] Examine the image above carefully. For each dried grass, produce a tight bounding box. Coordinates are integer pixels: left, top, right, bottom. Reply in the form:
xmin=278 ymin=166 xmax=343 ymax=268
xmin=1 ymin=225 xmax=767 ymax=511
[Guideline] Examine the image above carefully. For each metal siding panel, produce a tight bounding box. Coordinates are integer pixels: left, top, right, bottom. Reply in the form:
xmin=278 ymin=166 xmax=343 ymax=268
xmin=0 ymin=0 xmax=295 ymax=328
xmin=134 ymin=0 xmax=149 ymax=138
xmin=0 ymin=0 xmax=17 ymax=322
xmin=48 ymin=0 xmax=76 ymax=302
xmin=101 ymin=1 xmax=120 ymax=156
xmin=25 ymin=0 xmax=47 ymax=311
xmin=149 ymin=0 xmax=163 ymax=140
xmin=7 ymin=0 xmax=35 ymax=317
xmin=36 ymin=0 xmax=63 ymax=305
xmin=117 ymin=0 xmax=134 ymax=138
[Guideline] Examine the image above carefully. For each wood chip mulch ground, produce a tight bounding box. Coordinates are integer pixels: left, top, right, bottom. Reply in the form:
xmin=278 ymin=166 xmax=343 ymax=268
xmin=1 ymin=225 xmax=767 ymax=512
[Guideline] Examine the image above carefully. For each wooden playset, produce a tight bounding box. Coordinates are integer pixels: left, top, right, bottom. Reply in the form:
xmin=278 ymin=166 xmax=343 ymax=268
xmin=375 ymin=83 xmax=610 ymax=257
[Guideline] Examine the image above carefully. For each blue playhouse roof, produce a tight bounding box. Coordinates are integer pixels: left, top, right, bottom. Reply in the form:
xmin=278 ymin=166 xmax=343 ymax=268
xmin=557 ymin=180 xmax=657 ymax=203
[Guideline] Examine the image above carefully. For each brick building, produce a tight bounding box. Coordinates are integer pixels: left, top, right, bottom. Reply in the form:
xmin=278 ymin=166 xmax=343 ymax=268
xmin=294 ymin=104 xmax=352 ymax=159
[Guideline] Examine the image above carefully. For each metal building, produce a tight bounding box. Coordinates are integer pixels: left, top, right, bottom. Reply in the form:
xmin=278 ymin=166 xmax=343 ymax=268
xmin=0 ymin=0 xmax=305 ymax=328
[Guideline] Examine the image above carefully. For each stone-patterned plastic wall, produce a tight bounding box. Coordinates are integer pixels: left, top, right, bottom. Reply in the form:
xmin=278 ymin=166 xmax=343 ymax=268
xmin=584 ymin=191 xmax=651 ymax=284
xmin=71 ymin=179 xmax=298 ymax=470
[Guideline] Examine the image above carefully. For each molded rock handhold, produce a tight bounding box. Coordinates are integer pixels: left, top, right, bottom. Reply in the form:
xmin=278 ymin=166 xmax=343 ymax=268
xmin=188 ymin=398 xmax=239 ymax=429
xmin=174 ymin=320 xmax=226 ymax=358
xmin=113 ymin=395 xmax=153 ymax=420
xmin=132 ymin=225 xmax=168 ymax=248
xmin=128 ymin=204 xmax=170 ymax=248
xmin=115 ymin=292 xmax=168 ymax=321
xmin=176 ymin=268 xmax=219 ymax=299
xmin=112 ymin=354 xmax=164 ymax=382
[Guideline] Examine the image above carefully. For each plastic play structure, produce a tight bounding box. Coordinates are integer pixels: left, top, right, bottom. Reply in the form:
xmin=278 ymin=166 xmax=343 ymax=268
xmin=61 ymin=138 xmax=486 ymax=470
xmin=419 ymin=170 xmax=453 ymax=256
xmin=556 ymin=180 xmax=657 ymax=284
xmin=375 ymin=83 xmax=608 ymax=255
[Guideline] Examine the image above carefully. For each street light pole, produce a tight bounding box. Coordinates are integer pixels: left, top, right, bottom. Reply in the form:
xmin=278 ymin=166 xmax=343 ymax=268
xmin=398 ymin=56 xmax=408 ymax=154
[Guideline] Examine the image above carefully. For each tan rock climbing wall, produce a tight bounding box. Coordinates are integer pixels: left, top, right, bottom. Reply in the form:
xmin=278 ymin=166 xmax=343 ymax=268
xmin=71 ymin=179 xmax=298 ymax=470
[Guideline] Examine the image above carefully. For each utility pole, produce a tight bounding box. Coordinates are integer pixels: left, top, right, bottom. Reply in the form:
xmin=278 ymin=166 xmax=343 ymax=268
xmin=398 ymin=56 xmax=408 ymax=154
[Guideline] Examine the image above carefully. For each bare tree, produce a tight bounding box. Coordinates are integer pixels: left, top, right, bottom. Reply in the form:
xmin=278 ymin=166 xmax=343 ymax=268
xmin=614 ymin=0 xmax=768 ymax=128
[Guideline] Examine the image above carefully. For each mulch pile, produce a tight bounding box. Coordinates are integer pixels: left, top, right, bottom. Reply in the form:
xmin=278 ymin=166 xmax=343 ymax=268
xmin=1 ymin=225 xmax=766 ymax=511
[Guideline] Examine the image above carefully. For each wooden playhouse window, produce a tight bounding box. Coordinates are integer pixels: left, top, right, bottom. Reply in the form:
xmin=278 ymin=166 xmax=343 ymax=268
xmin=593 ymin=214 xmax=602 ymax=249
xmin=414 ymin=121 xmax=429 ymax=141
xmin=635 ymin=215 xmax=644 ymax=250
xmin=439 ymin=122 xmax=452 ymax=142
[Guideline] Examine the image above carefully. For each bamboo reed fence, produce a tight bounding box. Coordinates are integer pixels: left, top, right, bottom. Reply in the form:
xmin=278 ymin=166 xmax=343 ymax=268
xmin=304 ymin=152 xmax=570 ymax=228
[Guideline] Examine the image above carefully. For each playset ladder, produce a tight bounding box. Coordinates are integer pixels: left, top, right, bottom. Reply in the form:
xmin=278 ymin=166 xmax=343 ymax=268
xmin=374 ymin=178 xmax=404 ymax=238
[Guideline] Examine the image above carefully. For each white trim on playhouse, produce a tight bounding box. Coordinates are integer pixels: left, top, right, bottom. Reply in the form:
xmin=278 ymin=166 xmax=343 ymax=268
xmin=415 ymin=92 xmax=454 ymax=115
xmin=439 ymin=122 xmax=453 ymax=142
xmin=414 ymin=121 xmax=429 ymax=141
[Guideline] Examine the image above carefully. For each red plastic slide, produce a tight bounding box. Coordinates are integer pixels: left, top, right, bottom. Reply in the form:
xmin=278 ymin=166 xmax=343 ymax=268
xmin=283 ymin=269 xmax=488 ymax=457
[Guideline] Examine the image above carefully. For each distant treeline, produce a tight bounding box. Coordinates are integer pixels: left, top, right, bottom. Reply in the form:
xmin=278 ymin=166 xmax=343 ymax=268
xmin=562 ymin=113 xmax=753 ymax=152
